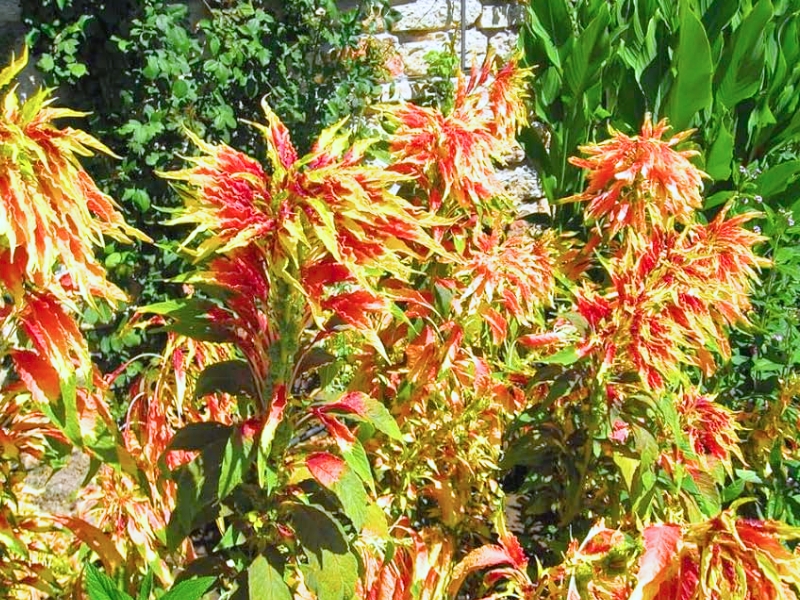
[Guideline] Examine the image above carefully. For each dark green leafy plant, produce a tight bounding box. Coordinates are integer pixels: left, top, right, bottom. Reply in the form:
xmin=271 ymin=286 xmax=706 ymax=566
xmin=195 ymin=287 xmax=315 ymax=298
xmin=21 ymin=0 xmax=396 ymax=390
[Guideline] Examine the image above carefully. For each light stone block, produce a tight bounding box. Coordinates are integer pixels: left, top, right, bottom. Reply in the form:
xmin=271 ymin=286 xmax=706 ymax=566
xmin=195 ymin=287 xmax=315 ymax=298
xmin=488 ymin=30 xmax=519 ymax=59
xmin=392 ymin=0 xmax=482 ymax=33
xmin=478 ymin=4 xmax=526 ymax=30
xmin=396 ymin=32 xmax=452 ymax=76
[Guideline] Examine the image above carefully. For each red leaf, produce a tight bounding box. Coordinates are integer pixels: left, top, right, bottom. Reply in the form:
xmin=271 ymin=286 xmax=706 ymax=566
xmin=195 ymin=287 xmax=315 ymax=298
xmin=313 ymin=410 xmax=356 ymax=447
xmin=518 ymin=332 xmax=562 ymax=348
xmin=11 ymin=349 xmax=61 ymax=403
xmin=632 ymin=524 xmax=681 ymax=599
xmin=499 ymin=532 xmax=528 ymax=570
xmin=322 ymin=391 xmax=369 ymax=417
xmin=448 ymin=543 xmax=518 ymax=597
xmin=480 ymin=306 xmax=507 ymax=344
xmin=322 ymin=290 xmax=386 ymax=329
xmin=307 ymin=452 xmax=346 ymax=487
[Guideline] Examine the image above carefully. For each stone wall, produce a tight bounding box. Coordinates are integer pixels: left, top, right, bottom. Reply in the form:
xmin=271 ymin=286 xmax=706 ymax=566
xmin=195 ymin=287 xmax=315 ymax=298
xmin=378 ymin=0 xmax=544 ymax=215
xmin=388 ymin=0 xmax=525 ymax=78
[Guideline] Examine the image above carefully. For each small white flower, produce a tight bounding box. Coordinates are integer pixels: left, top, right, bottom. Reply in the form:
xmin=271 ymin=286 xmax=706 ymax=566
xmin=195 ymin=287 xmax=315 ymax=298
xmin=753 ymin=225 xmax=761 ymax=234
xmin=754 ymin=195 xmax=763 ymax=203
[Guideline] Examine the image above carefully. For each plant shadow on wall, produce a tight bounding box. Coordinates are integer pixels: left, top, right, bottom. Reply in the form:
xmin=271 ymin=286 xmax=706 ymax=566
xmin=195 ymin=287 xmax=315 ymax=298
xmin=21 ymin=0 xmax=399 ymax=393
xmin=514 ymin=0 xmax=800 ymax=552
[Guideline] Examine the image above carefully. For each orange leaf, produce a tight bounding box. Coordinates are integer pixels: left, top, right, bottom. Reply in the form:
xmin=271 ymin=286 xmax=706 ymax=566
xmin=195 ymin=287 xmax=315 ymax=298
xmin=448 ymin=542 xmax=519 ymax=597
xmin=55 ymin=516 xmax=123 ymax=574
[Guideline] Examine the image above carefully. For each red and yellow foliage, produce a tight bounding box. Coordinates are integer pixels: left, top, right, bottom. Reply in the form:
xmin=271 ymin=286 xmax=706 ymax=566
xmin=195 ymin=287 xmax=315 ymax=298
xmin=0 ymin=40 xmax=795 ymax=600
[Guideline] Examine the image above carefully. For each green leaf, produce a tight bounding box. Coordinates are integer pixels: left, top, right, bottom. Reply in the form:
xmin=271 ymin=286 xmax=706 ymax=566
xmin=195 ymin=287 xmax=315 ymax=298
xmin=172 ymin=78 xmax=189 ymax=99
xmin=291 ymin=504 xmax=358 ymax=600
xmin=195 ymin=360 xmax=257 ymax=399
xmin=307 ymin=452 xmax=368 ymax=530
xmin=140 ymin=298 xmax=231 ymax=343
xmin=342 ymin=439 xmax=374 ymax=492
xmin=84 ymin=564 xmax=134 ymax=600
xmin=538 ymin=346 xmax=581 ymax=365
xmin=703 ymin=190 xmax=735 ymax=209
xmin=702 ymin=0 xmax=739 ymax=42
xmin=218 ymin=428 xmax=252 ymax=500
xmin=530 ymin=0 xmax=573 ymax=48
xmin=522 ymin=6 xmax=563 ymax=72
xmin=0 ymin=526 xmax=27 ymax=558
xmin=360 ymin=397 xmax=402 ymax=441
xmin=664 ymin=1 xmax=713 ymax=130
xmin=705 ymin=119 xmax=734 ymax=180
xmin=754 ymin=160 xmax=800 ymax=199
xmin=68 ymin=63 xmax=88 ymax=78
xmin=563 ymin=4 xmax=610 ymax=98
xmin=38 ymin=54 xmax=55 ymax=72
xmin=248 ymin=556 xmax=291 ymax=600
xmin=136 ymin=572 xmax=153 ymax=600
xmin=161 ymin=577 xmax=215 ymax=600
xmin=325 ymin=392 xmax=403 ymax=441
xmin=614 ymin=455 xmax=640 ymax=491
xmin=168 ymin=422 xmax=231 ymax=452
xmin=716 ymin=0 xmax=772 ymax=108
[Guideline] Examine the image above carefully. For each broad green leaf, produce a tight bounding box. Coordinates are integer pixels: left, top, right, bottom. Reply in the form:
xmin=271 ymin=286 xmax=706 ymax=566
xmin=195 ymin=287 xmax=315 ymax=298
xmin=614 ymin=455 xmax=640 ymax=491
xmin=218 ymin=428 xmax=252 ymax=500
xmin=291 ymin=504 xmax=358 ymax=600
xmin=161 ymin=577 xmax=216 ymax=600
xmin=136 ymin=572 xmax=153 ymax=600
xmin=0 ymin=527 xmax=27 ymax=558
xmin=705 ymin=119 xmax=734 ymax=180
xmin=701 ymin=0 xmax=739 ymax=42
xmin=522 ymin=7 xmax=563 ymax=72
xmin=754 ymin=160 xmax=800 ymax=199
xmin=307 ymin=452 xmax=368 ymax=530
xmin=342 ymin=439 xmax=375 ymax=491
xmin=166 ymin=458 xmax=223 ymax=550
xmin=716 ymin=0 xmax=772 ymax=108
xmin=618 ymin=12 xmax=659 ymax=85
xmin=324 ymin=392 xmax=403 ymax=441
xmin=84 ymin=564 xmax=134 ymax=600
xmin=195 ymin=360 xmax=257 ymax=399
xmin=538 ymin=346 xmax=581 ymax=365
xmin=564 ymin=4 xmax=610 ymax=98
xmin=361 ymin=397 xmax=402 ymax=441
xmin=665 ymin=1 xmax=713 ymax=130
xmin=140 ymin=298 xmax=231 ymax=342
xmin=703 ymin=190 xmax=735 ymax=209
xmin=361 ymin=503 xmax=390 ymax=539
xmin=530 ymin=0 xmax=573 ymax=48
xmin=248 ymin=556 xmax=291 ymax=600
xmin=172 ymin=79 xmax=189 ymax=99
xmin=168 ymin=422 xmax=231 ymax=451
xmin=723 ymin=478 xmax=747 ymax=503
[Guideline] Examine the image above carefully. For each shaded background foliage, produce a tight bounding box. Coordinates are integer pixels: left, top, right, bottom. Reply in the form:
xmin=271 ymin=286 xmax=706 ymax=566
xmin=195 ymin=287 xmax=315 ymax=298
xmin=21 ymin=0 xmax=395 ymax=387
